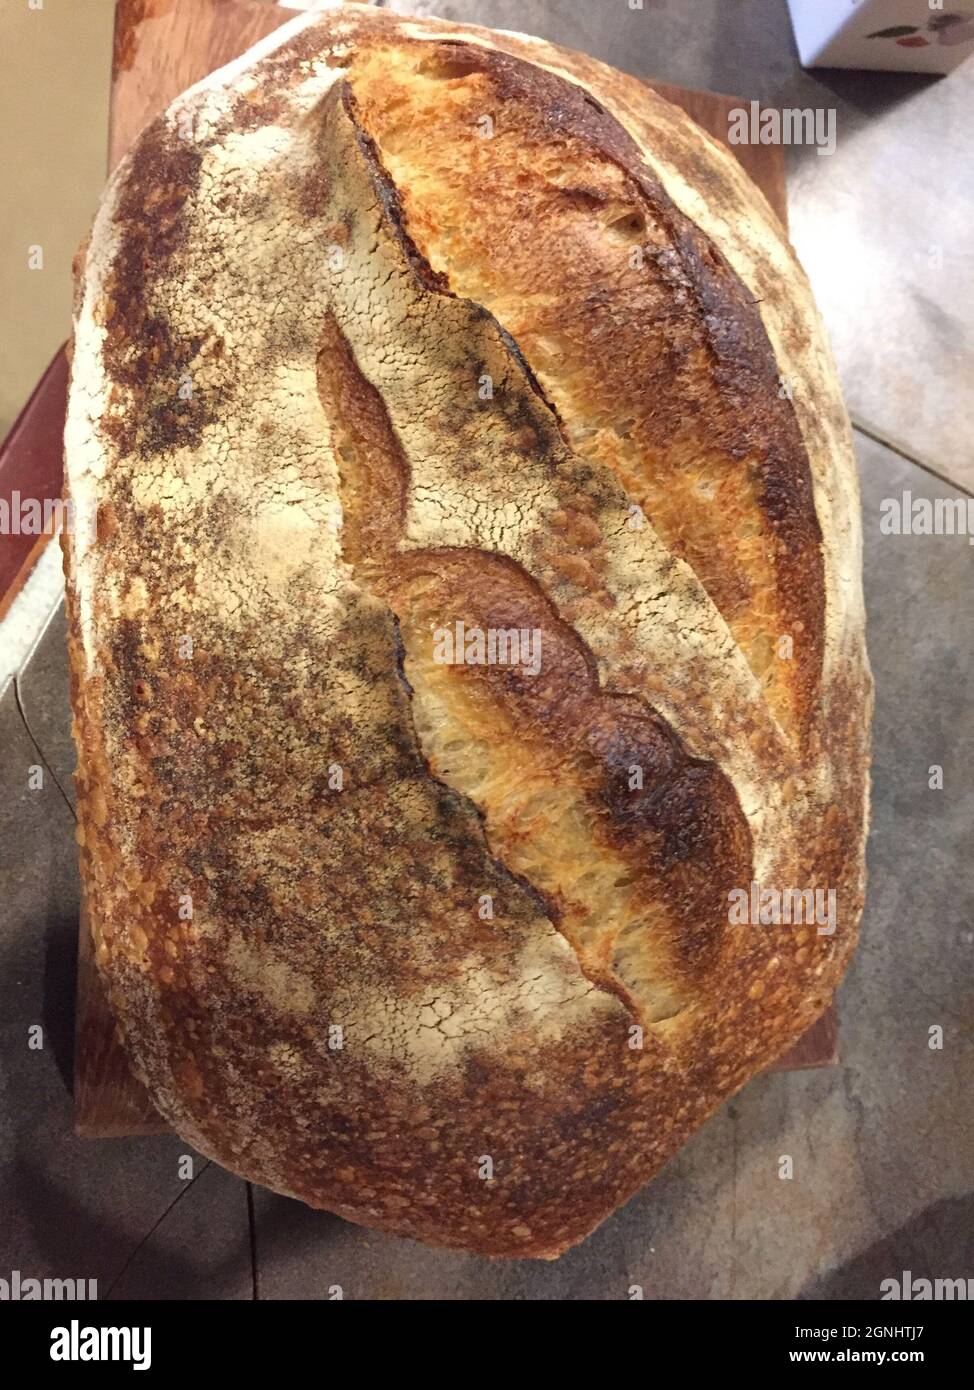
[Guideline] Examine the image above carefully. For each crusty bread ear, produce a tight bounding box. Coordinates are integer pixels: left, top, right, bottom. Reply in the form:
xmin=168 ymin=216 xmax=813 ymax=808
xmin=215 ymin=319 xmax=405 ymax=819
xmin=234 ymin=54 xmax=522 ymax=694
xmin=64 ymin=5 xmax=871 ymax=1257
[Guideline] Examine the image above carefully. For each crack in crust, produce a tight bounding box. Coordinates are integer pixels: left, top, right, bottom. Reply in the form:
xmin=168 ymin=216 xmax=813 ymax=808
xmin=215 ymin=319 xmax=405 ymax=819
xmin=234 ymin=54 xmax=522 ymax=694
xmin=344 ymin=39 xmax=825 ymax=740
xmin=316 ymin=283 xmax=753 ymax=1029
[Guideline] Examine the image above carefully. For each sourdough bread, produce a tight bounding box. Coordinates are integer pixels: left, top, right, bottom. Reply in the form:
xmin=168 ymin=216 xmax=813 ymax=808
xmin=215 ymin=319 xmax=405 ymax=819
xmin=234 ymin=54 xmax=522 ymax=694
xmin=64 ymin=4 xmax=872 ymax=1257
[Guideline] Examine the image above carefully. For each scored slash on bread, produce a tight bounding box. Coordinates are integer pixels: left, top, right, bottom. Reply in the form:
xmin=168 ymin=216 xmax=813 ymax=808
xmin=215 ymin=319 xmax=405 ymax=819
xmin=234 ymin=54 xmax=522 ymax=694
xmin=64 ymin=4 xmax=872 ymax=1257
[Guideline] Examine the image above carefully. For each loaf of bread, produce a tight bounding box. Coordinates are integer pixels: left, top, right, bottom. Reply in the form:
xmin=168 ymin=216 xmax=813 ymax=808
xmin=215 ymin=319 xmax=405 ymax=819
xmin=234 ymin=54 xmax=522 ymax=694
xmin=63 ymin=4 xmax=872 ymax=1258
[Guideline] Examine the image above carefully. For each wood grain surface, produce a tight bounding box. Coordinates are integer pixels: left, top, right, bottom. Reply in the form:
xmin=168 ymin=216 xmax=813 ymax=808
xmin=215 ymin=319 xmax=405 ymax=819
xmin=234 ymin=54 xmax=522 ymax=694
xmin=75 ymin=0 xmax=832 ymax=1140
xmin=109 ymin=0 xmax=293 ymax=171
xmin=74 ymin=903 xmax=165 ymax=1137
xmin=0 ymin=350 xmax=69 ymax=621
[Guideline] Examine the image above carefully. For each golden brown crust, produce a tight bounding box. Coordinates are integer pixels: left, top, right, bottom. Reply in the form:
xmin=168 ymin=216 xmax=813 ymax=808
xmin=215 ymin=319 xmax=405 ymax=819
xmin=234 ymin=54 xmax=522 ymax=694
xmin=346 ymin=39 xmax=824 ymax=736
xmin=63 ymin=5 xmax=872 ymax=1257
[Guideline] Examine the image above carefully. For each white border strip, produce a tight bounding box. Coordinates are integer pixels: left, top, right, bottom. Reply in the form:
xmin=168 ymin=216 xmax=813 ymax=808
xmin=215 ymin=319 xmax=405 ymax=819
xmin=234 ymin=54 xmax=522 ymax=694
xmin=0 ymin=540 xmax=66 ymax=701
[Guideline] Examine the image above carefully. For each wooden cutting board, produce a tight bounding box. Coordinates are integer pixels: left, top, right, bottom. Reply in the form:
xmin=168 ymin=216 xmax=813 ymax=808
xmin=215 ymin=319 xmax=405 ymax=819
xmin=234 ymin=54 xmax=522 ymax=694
xmin=74 ymin=0 xmax=835 ymax=1139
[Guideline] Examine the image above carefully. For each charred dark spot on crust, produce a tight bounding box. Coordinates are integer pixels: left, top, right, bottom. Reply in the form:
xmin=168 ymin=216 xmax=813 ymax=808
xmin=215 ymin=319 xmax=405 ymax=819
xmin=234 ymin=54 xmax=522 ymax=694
xmin=586 ymin=709 xmax=679 ymax=809
xmin=296 ymin=169 xmax=334 ymax=221
xmin=109 ymin=122 xmax=200 ymax=289
xmin=103 ymin=331 xmax=225 ymax=459
xmin=228 ymin=86 xmax=288 ymax=133
xmin=570 ymin=1089 xmax=620 ymax=1131
xmin=670 ymin=219 xmax=820 ymax=538
xmin=491 ymin=324 xmax=568 ymax=440
xmin=110 ymin=617 xmax=145 ymax=693
xmin=98 ymin=122 xmax=229 ymax=458
xmin=96 ymin=501 xmax=119 ymax=545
